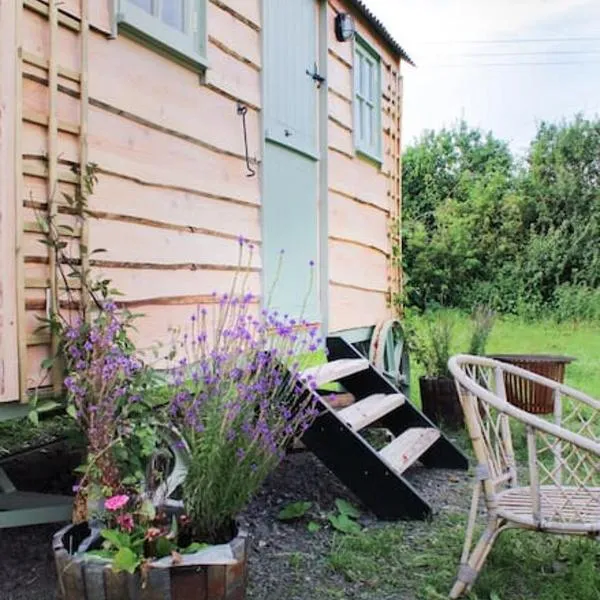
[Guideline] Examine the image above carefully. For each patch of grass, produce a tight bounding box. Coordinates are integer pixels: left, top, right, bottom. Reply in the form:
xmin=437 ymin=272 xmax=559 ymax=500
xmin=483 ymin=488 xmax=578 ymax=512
xmin=0 ymin=414 xmax=80 ymax=456
xmin=409 ymin=311 xmax=600 ymax=406
xmin=328 ymin=515 xmax=600 ymax=600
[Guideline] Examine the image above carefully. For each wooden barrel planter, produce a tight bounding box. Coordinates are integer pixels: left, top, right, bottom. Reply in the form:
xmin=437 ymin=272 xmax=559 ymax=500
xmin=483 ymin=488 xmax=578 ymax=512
xmin=53 ymin=522 xmax=249 ymax=600
xmin=490 ymin=354 xmax=575 ymax=415
xmin=419 ymin=376 xmax=464 ymax=429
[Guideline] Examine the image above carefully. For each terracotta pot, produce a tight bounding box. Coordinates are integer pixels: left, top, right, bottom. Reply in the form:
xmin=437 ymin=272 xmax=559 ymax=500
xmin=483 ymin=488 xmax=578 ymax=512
xmin=53 ymin=521 xmax=249 ymax=600
xmin=419 ymin=376 xmax=464 ymax=429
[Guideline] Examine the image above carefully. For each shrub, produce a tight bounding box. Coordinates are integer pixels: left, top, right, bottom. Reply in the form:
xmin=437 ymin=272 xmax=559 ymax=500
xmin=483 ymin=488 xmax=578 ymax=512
xmin=165 ymin=291 xmax=320 ymax=542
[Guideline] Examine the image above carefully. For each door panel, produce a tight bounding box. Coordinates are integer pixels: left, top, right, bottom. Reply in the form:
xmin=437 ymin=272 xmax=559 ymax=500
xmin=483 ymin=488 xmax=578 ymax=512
xmin=264 ymin=0 xmax=317 ymax=158
xmin=262 ymin=143 xmax=319 ymax=320
xmin=263 ymin=0 xmax=320 ymax=322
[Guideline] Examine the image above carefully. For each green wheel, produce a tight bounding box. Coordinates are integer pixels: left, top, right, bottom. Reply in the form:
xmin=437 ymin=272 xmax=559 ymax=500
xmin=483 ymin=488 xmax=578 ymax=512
xmin=369 ymin=319 xmax=411 ymax=398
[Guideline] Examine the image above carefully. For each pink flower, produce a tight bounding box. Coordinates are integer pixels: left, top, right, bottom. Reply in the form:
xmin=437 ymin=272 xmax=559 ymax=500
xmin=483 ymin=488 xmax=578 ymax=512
xmin=104 ymin=494 xmax=129 ymax=511
xmin=116 ymin=513 xmax=135 ymax=532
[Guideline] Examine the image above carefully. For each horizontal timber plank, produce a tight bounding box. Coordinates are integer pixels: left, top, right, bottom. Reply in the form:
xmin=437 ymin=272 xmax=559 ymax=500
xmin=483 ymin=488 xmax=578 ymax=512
xmin=22 ymin=122 xmax=79 ymax=166
xmin=328 ymin=47 xmax=352 ymax=69
xmin=25 ymin=345 xmax=52 ymax=390
xmin=327 ymin=57 xmax=352 ymax=101
xmin=23 ymin=157 xmax=79 ymax=185
xmin=90 ymin=267 xmax=261 ymax=303
xmin=24 ymin=232 xmax=80 ymax=260
xmin=24 ymin=0 xmax=80 ymax=32
xmin=21 ymin=51 xmax=80 ymax=84
xmin=207 ymin=1 xmax=261 ymax=67
xmin=23 ymin=108 xmax=80 ymax=135
xmin=26 ymin=277 xmax=81 ymax=290
xmin=37 ymin=0 xmax=113 ymax=33
xmin=209 ymin=0 xmax=260 ymax=31
xmin=24 ymin=221 xmax=81 ymax=238
xmin=87 ymin=34 xmax=261 ymax=157
xmin=86 ymin=104 xmax=260 ymax=205
xmin=204 ymin=40 xmax=261 ymax=108
xmin=89 ymin=172 xmax=261 ymax=240
xmin=328 ymin=191 xmax=389 ymax=253
xmin=23 ymin=7 xmax=80 ymax=74
xmin=328 ymin=120 xmax=354 ymax=157
xmin=87 ymin=219 xmax=261 ymax=268
xmin=328 ymin=92 xmax=352 ymax=131
xmin=329 ymin=240 xmax=389 ymax=293
xmin=328 ymin=283 xmax=390 ymax=332
xmin=329 ymin=152 xmax=389 ymax=212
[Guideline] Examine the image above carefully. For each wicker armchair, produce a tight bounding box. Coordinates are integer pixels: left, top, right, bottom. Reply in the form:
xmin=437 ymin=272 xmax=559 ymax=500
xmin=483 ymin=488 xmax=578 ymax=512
xmin=447 ymin=355 xmax=600 ymax=599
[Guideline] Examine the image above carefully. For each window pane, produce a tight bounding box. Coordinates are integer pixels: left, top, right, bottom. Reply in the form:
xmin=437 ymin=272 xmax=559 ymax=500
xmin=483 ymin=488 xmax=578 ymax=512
xmin=361 ymin=58 xmax=369 ymax=98
xmin=365 ymin=103 xmax=372 ymax=148
xmin=368 ymin=61 xmax=375 ymax=103
xmin=357 ymin=54 xmax=364 ymax=97
xmin=130 ymin=0 xmax=152 ymax=13
xmin=357 ymin=98 xmax=365 ymax=142
xmin=162 ymin=0 xmax=185 ymax=31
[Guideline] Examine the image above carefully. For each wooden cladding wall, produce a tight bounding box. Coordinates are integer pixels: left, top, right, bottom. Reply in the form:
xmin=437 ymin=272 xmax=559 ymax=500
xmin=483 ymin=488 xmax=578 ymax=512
xmin=16 ymin=0 xmax=262 ymax=399
xmin=326 ymin=0 xmax=403 ymax=332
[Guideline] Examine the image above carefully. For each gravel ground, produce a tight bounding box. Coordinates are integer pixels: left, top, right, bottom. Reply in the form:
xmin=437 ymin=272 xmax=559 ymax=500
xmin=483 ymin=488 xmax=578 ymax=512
xmin=0 ymin=442 xmax=471 ymax=600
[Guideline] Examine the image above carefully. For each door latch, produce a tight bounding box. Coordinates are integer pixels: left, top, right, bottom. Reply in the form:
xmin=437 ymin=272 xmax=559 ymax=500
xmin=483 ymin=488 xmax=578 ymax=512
xmin=306 ymin=62 xmax=325 ymax=88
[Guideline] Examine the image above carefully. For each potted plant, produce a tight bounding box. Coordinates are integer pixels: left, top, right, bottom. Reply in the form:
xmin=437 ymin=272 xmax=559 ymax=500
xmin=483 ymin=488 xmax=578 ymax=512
xmin=410 ymin=307 xmax=495 ymax=429
xmin=52 ymin=250 xmax=319 ymax=600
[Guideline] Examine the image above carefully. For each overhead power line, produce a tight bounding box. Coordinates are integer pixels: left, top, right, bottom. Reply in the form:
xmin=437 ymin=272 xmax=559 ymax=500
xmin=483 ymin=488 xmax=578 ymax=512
xmin=422 ymin=60 xmax=600 ymax=68
xmin=430 ymin=49 xmax=600 ymax=58
xmin=421 ymin=36 xmax=600 ymax=45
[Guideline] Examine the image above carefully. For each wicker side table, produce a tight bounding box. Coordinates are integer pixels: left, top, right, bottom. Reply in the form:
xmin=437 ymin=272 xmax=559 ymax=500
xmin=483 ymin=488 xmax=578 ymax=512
xmin=489 ymin=354 xmax=575 ymax=414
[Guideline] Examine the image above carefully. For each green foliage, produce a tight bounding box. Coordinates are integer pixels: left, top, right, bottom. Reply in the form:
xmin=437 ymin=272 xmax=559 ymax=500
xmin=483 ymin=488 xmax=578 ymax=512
xmin=277 ymin=501 xmax=313 ymax=521
xmin=467 ymin=306 xmax=496 ymax=356
xmin=307 ymin=521 xmax=321 ymax=533
xmin=328 ymin=513 xmax=362 ymax=535
xmin=408 ymin=310 xmax=600 ymax=410
xmin=406 ymin=308 xmax=495 ymax=379
xmin=328 ymin=514 xmax=600 ymax=600
xmin=334 ymin=498 xmax=361 ymax=519
xmin=327 ymin=497 xmax=362 ymax=535
xmin=400 ymin=116 xmax=600 ymax=321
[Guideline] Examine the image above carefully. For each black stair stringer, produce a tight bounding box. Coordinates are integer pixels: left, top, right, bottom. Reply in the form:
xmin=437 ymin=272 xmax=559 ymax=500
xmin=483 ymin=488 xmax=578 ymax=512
xmin=326 ymin=336 xmax=469 ymax=471
xmin=301 ymin=401 xmax=432 ymax=520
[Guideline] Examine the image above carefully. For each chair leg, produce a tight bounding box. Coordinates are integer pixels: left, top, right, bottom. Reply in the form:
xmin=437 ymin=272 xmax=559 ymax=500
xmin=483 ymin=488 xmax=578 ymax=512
xmin=449 ymin=519 xmax=502 ymax=599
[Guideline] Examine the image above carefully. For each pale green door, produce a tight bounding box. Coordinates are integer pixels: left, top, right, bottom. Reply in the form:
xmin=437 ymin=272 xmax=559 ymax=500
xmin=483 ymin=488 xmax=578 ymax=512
xmin=263 ymin=0 xmax=320 ymax=322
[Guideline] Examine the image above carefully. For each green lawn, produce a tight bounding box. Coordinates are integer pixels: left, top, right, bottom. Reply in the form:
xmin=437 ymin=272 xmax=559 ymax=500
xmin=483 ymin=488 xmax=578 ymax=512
xmin=409 ymin=311 xmax=600 ymax=404
xmin=329 ymin=313 xmax=600 ymax=600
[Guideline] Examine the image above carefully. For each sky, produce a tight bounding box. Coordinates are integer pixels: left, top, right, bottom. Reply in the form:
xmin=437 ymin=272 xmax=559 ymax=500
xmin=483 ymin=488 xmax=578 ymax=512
xmin=362 ymin=0 xmax=600 ymax=153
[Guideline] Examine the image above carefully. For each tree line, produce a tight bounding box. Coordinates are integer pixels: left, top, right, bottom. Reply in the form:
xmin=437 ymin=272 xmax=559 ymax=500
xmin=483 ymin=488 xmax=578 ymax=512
xmin=400 ymin=115 xmax=600 ymax=321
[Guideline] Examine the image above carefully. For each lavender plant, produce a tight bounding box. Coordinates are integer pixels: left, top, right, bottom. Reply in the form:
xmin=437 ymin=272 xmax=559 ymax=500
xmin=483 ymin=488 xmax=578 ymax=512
xmin=166 ymin=246 xmax=321 ymax=542
xmin=61 ymin=301 xmax=164 ymax=520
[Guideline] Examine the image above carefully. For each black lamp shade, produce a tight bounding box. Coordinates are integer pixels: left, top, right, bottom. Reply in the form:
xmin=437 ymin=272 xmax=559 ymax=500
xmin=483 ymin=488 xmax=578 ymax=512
xmin=335 ymin=13 xmax=355 ymax=42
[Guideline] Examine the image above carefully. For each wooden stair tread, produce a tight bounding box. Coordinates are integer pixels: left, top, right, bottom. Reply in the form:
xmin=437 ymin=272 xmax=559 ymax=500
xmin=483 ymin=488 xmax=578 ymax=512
xmin=379 ymin=428 xmax=441 ymax=475
xmin=338 ymin=393 xmax=405 ymax=431
xmin=301 ymin=358 xmax=369 ymax=387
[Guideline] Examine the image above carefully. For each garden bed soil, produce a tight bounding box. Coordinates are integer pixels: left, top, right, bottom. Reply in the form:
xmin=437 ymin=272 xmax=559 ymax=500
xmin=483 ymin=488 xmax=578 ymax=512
xmin=0 ymin=442 xmax=471 ymax=600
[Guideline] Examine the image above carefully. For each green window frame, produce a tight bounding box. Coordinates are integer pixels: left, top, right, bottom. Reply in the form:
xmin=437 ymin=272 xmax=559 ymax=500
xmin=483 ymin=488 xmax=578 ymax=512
xmin=353 ymin=37 xmax=382 ymax=163
xmin=115 ymin=0 xmax=207 ymax=73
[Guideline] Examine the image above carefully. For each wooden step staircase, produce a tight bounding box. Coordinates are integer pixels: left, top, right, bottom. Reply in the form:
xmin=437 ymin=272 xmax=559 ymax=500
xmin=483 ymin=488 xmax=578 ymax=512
xmin=298 ymin=335 xmax=468 ymax=520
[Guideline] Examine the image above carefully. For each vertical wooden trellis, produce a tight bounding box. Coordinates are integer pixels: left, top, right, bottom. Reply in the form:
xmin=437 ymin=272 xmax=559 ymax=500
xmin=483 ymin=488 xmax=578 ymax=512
xmin=395 ymin=72 xmax=404 ymax=316
xmin=21 ymin=0 xmax=91 ymax=399
xmin=15 ymin=0 xmax=27 ymax=402
xmin=47 ymin=0 xmax=61 ymax=395
xmin=79 ymin=0 xmax=90 ymax=318
xmin=385 ymin=63 xmax=403 ymax=319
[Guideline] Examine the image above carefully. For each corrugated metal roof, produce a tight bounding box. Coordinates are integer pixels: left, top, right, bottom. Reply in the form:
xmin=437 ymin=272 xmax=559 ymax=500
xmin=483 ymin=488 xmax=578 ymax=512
xmin=345 ymin=0 xmax=415 ymax=66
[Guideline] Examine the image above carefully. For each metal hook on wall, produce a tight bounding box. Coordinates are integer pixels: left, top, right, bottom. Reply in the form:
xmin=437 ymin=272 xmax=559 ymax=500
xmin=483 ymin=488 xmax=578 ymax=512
xmin=236 ymin=103 xmax=256 ymax=178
